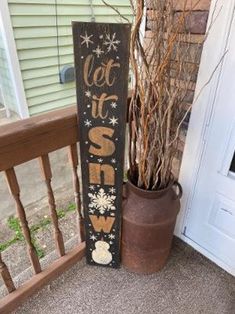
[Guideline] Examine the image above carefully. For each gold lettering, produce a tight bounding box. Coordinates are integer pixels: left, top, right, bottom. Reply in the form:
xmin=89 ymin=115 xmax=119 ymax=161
xmin=83 ymin=54 xmax=94 ymax=87
xmin=104 ymin=59 xmax=120 ymax=86
xmin=89 ymin=163 xmax=115 ymax=185
xmin=91 ymin=94 xmax=118 ymax=119
xmin=89 ymin=215 xmax=115 ymax=233
xmin=88 ymin=127 xmax=115 ymax=156
xmin=93 ymin=66 xmax=105 ymax=87
xmin=83 ymin=55 xmax=120 ymax=87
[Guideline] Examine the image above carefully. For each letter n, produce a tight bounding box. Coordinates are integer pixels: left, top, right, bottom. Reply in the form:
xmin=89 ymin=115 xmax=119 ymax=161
xmin=89 ymin=163 xmax=115 ymax=185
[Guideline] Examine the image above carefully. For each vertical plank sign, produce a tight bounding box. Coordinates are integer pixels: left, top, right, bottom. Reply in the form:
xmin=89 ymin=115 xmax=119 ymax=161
xmin=72 ymin=22 xmax=131 ymax=268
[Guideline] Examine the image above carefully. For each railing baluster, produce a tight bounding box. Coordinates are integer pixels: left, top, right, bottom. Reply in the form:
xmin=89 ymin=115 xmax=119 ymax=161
xmin=0 ymin=252 xmax=15 ymax=293
xmin=68 ymin=144 xmax=85 ymax=242
xmin=4 ymin=168 xmax=41 ymax=274
xmin=39 ymin=154 xmax=65 ymax=257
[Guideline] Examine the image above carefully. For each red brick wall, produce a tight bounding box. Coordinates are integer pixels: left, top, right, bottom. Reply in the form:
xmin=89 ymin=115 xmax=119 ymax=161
xmin=145 ymin=0 xmax=212 ymax=177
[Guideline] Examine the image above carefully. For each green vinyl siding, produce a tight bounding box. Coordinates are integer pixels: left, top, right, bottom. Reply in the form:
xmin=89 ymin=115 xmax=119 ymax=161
xmin=0 ymin=31 xmax=18 ymax=113
xmin=8 ymin=0 xmax=132 ymax=116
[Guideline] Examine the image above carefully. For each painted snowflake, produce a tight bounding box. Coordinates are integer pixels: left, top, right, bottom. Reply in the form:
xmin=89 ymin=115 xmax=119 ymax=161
xmin=84 ymin=119 xmax=92 ymax=127
xmin=80 ymin=32 xmax=94 ymax=48
xmin=110 ymin=102 xmax=117 ymax=109
xmin=109 ymin=116 xmax=118 ymax=126
xmin=104 ymin=33 xmax=120 ymax=52
xmin=90 ymin=234 xmax=97 ymax=241
xmin=93 ymin=45 xmax=104 ymax=58
xmin=109 ymin=187 xmax=116 ymax=194
xmin=88 ymin=188 xmax=116 ymax=214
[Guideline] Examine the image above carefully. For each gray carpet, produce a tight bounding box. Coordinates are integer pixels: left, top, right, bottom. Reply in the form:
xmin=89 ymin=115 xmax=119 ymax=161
xmin=15 ymin=238 xmax=235 ymax=314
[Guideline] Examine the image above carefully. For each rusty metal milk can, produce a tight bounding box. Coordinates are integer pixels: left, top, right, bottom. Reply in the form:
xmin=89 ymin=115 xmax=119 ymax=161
xmin=121 ymin=178 xmax=182 ymax=274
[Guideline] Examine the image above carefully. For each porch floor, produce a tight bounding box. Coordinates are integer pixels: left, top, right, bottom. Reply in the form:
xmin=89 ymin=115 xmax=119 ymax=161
xmin=15 ymin=238 xmax=235 ymax=314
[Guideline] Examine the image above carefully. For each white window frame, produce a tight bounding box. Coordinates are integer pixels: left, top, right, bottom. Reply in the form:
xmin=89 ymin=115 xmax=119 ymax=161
xmin=0 ymin=0 xmax=29 ymax=119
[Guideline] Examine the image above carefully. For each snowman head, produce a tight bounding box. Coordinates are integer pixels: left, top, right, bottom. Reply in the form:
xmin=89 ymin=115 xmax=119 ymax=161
xmin=95 ymin=240 xmax=110 ymax=250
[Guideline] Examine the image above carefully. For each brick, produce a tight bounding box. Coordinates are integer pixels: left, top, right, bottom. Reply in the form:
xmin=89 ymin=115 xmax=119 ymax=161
xmin=172 ymin=0 xmax=211 ymax=11
xmin=175 ymin=11 xmax=209 ymax=34
xmin=183 ymin=90 xmax=195 ymax=103
xmin=146 ymin=0 xmax=211 ymax=11
xmin=147 ymin=10 xmax=209 ymax=35
xmin=145 ymin=30 xmax=204 ymax=44
xmin=170 ymin=63 xmax=199 ymax=82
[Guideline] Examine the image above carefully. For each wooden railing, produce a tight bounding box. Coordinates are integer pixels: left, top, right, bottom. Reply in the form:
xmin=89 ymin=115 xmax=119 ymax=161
xmin=0 ymin=106 xmax=86 ymax=313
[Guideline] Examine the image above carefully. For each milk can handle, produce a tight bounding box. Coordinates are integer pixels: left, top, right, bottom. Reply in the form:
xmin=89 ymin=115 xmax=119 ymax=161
xmin=173 ymin=181 xmax=183 ymax=200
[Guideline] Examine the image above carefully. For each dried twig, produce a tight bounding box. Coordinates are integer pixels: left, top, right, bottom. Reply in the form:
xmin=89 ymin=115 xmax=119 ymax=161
xmin=102 ymin=0 xmax=130 ymax=23
xmin=127 ymin=0 xmax=221 ymax=190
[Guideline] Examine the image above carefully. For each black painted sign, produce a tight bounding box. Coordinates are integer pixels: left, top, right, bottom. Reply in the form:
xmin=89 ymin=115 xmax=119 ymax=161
xmin=72 ymin=22 xmax=131 ymax=268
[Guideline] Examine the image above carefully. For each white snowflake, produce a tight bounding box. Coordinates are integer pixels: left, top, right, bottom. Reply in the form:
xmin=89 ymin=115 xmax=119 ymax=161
xmin=111 ymin=158 xmax=116 ymax=164
xmin=109 ymin=116 xmax=118 ymax=126
xmin=98 ymin=158 xmax=103 ymax=163
xmin=109 ymin=241 xmax=113 ymax=245
xmin=110 ymin=213 xmax=115 ymax=216
xmin=110 ymin=102 xmax=117 ymax=109
xmin=80 ymin=32 xmax=94 ymax=48
xmin=89 ymin=208 xmax=95 ymax=214
xmin=84 ymin=119 xmax=92 ymax=127
xmin=89 ymin=185 xmax=95 ymax=191
xmin=104 ymin=33 xmax=120 ymax=52
xmin=109 ymin=187 xmax=116 ymax=194
xmin=108 ymin=234 xmax=115 ymax=240
xmin=85 ymin=90 xmax=91 ymax=98
xmin=90 ymin=234 xmax=97 ymax=241
xmin=93 ymin=45 xmax=104 ymax=58
xmin=88 ymin=188 xmax=116 ymax=214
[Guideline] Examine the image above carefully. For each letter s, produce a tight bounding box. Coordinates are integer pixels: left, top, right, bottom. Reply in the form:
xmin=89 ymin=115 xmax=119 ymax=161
xmin=88 ymin=127 xmax=115 ymax=156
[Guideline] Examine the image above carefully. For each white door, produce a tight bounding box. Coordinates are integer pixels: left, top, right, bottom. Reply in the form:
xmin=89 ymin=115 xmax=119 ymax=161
xmin=183 ymin=9 xmax=235 ymax=275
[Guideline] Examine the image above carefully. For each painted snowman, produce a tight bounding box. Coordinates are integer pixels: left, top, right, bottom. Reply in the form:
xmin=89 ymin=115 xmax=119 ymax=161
xmin=92 ymin=240 xmax=112 ymax=265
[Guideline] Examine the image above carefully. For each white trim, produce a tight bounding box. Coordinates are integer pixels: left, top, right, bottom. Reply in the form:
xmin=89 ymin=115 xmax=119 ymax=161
xmin=174 ymin=0 xmax=235 ymax=273
xmin=0 ymin=84 xmax=10 ymax=118
xmin=0 ymin=0 xmax=29 ymax=119
xmin=179 ymin=233 xmax=235 ymax=276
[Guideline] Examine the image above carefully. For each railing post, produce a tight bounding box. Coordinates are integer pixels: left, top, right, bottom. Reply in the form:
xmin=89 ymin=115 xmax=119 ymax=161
xmin=4 ymin=168 xmax=41 ymax=274
xmin=39 ymin=154 xmax=65 ymax=257
xmin=0 ymin=252 xmax=15 ymax=293
xmin=68 ymin=144 xmax=85 ymax=242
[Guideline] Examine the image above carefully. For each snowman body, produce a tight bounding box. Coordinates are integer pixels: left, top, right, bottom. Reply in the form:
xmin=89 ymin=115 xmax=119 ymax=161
xmin=92 ymin=240 xmax=112 ymax=265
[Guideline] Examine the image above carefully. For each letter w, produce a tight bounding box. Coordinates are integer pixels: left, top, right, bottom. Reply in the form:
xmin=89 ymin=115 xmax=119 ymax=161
xmin=89 ymin=215 xmax=115 ymax=233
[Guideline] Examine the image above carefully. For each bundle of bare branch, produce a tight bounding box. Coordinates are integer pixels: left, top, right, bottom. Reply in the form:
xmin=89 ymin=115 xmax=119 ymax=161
xmin=129 ymin=0 xmax=204 ymax=190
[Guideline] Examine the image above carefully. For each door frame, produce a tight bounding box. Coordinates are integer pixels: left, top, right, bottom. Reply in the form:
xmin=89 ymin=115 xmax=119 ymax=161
xmin=0 ymin=0 xmax=29 ymax=119
xmin=174 ymin=0 xmax=235 ymax=275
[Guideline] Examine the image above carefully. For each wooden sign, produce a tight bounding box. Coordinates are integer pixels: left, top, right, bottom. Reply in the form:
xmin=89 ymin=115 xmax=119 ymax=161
xmin=72 ymin=22 xmax=131 ymax=268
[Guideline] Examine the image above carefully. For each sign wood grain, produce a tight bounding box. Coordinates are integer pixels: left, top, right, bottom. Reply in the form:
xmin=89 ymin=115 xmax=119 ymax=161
xmin=73 ymin=22 xmax=131 ymax=268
